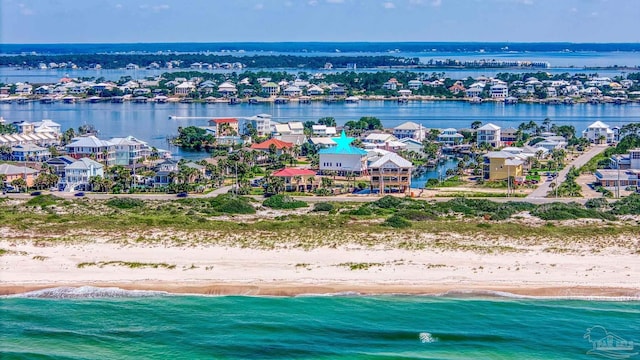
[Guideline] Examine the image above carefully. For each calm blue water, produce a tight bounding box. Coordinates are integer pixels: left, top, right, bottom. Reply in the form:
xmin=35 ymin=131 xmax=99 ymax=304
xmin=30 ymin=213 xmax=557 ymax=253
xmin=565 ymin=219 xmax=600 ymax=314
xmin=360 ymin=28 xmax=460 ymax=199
xmin=2 ymin=101 xmax=638 ymax=159
xmin=1 ymin=289 xmax=639 ymax=359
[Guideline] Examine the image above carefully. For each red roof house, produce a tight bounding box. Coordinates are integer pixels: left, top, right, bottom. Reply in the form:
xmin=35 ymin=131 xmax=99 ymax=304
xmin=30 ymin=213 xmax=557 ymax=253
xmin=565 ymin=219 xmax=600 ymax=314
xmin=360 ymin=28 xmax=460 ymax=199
xmin=250 ymin=138 xmax=294 ymax=154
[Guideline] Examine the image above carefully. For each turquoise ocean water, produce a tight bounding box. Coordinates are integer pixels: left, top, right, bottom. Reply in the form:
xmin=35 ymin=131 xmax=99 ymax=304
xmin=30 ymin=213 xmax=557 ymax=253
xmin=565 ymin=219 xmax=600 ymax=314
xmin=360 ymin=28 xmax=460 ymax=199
xmin=2 ymin=288 xmax=639 ymax=359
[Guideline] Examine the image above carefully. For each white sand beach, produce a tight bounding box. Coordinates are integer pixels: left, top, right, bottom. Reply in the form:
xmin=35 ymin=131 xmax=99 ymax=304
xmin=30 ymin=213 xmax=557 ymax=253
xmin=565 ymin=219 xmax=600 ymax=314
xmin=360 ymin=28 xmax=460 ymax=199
xmin=2 ymin=237 xmax=638 ymax=297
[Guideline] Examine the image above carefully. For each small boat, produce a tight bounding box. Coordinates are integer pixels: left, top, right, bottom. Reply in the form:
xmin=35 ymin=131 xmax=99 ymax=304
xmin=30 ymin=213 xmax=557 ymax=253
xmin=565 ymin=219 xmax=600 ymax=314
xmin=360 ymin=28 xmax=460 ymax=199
xmin=345 ymin=96 xmax=361 ymax=103
xmin=229 ymin=97 xmax=240 ymax=105
xmin=469 ymin=97 xmax=483 ymax=104
xmin=40 ymin=97 xmax=55 ymax=104
xmin=397 ymin=97 xmax=409 ymax=104
xmin=248 ymin=97 xmax=260 ymax=105
xmin=274 ymin=97 xmax=289 ymax=104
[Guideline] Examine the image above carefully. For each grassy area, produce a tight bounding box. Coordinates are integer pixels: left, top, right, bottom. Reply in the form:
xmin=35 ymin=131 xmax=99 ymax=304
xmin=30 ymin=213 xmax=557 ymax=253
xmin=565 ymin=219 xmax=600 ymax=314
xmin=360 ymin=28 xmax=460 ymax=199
xmin=1 ymin=195 xmax=638 ymax=251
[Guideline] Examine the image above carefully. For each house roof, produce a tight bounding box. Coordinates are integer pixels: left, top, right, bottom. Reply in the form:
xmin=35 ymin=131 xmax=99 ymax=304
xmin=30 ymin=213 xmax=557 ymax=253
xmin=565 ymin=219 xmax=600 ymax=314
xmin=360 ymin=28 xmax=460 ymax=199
xmin=394 ymin=121 xmax=421 ymax=130
xmin=368 ymin=152 xmax=413 ymax=169
xmin=250 ymin=138 xmax=294 ymax=150
xmin=66 ymin=136 xmax=113 ymax=148
xmin=211 ymin=118 xmax=238 ymax=124
xmin=587 ymin=121 xmax=610 ymax=129
xmin=478 ymin=123 xmax=501 ymax=131
xmin=485 ymin=151 xmax=515 ymax=159
xmin=0 ymin=163 xmax=38 ymax=175
xmin=12 ymin=143 xmax=47 ymax=152
xmin=309 ymin=137 xmax=337 ymax=146
xmin=65 ymin=157 xmax=103 ymax=170
xmin=272 ymin=168 xmax=316 ymax=177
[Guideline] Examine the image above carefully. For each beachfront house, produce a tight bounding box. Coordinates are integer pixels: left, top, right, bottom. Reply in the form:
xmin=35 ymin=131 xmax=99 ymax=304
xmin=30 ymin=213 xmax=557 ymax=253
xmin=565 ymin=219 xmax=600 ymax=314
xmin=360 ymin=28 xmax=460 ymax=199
xmin=477 ymin=123 xmax=502 ymax=148
xmin=595 ymin=169 xmax=640 ymax=189
xmin=272 ymin=168 xmax=317 ymax=192
xmin=367 ymin=151 xmax=413 ymax=194
xmin=483 ymin=151 xmax=524 ymax=181
xmin=319 ymin=131 xmax=368 ymax=176
xmin=65 ymin=136 xmax=116 ymax=166
xmin=0 ymin=163 xmax=38 ymax=188
xmin=500 ymin=128 xmax=519 ymax=145
xmin=46 ymin=156 xmax=77 ymax=186
xmin=393 ymin=122 xmax=425 ymax=140
xmin=64 ymin=157 xmax=104 ymax=192
xmin=582 ymin=121 xmax=615 ymax=144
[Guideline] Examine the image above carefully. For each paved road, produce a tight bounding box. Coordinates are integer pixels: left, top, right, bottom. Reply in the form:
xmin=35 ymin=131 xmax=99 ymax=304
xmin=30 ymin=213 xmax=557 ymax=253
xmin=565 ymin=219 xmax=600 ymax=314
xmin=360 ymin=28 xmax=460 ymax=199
xmin=526 ymin=145 xmax=609 ymax=199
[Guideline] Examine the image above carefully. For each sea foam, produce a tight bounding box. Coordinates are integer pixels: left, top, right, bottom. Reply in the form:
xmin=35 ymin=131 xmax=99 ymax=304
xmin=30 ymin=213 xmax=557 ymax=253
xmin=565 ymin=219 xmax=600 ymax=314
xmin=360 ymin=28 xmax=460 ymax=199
xmin=6 ymin=286 xmax=169 ymax=299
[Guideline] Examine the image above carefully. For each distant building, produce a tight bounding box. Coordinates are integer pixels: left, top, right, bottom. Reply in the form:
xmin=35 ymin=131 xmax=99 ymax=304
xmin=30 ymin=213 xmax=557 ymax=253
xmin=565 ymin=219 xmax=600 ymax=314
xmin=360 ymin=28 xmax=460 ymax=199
xmin=437 ymin=128 xmax=464 ymax=145
xmin=11 ymin=143 xmax=51 ymax=162
xmin=368 ymin=151 xmax=413 ymax=194
xmin=319 ymin=131 xmax=368 ymax=175
xmin=0 ymin=163 xmax=38 ymax=188
xmin=64 ymin=157 xmax=104 ymax=191
xmin=477 ymin=123 xmax=502 ymax=148
xmin=208 ymin=118 xmax=239 ymax=137
xmin=582 ymin=121 xmax=615 ymax=144
xmin=261 ymin=82 xmax=280 ymax=96
xmin=483 ymin=151 xmax=524 ymax=181
xmin=393 ymin=121 xmax=425 ymax=141
xmin=65 ymin=136 xmax=116 ymax=166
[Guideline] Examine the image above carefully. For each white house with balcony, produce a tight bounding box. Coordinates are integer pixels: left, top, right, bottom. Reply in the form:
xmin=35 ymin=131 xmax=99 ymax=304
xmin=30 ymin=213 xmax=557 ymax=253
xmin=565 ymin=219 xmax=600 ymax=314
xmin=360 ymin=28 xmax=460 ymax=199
xmin=582 ymin=121 xmax=615 ymax=144
xmin=65 ymin=136 xmax=116 ymax=165
xmin=393 ymin=121 xmax=425 ymax=140
xmin=477 ymin=123 xmax=502 ymax=148
xmin=490 ymin=84 xmax=509 ymax=98
xmin=243 ymin=114 xmax=272 ymax=137
xmin=437 ymin=128 xmax=464 ymax=145
xmin=174 ymin=81 xmax=195 ymax=96
xmin=64 ymin=157 xmax=104 ymax=192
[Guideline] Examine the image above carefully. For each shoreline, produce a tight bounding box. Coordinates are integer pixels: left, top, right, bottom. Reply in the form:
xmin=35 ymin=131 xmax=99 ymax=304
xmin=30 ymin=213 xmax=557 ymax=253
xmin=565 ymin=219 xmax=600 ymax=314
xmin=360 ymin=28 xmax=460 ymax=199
xmin=2 ymin=282 xmax=639 ymax=300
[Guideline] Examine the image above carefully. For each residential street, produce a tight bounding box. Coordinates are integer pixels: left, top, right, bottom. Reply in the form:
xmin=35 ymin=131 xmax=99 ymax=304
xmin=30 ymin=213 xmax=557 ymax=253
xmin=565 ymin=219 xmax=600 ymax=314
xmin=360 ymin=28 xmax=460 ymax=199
xmin=526 ymin=145 xmax=609 ymax=199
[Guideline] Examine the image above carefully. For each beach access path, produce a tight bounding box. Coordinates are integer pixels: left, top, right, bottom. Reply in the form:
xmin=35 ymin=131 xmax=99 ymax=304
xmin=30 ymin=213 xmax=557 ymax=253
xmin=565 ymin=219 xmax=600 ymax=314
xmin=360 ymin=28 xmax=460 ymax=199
xmin=526 ymin=144 xmax=609 ymax=199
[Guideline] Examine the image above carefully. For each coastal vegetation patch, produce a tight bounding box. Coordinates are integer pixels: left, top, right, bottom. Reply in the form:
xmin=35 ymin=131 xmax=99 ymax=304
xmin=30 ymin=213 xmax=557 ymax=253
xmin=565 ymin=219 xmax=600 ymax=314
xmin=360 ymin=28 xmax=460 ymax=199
xmin=77 ymin=261 xmax=176 ymax=269
xmin=263 ymin=195 xmax=308 ymax=210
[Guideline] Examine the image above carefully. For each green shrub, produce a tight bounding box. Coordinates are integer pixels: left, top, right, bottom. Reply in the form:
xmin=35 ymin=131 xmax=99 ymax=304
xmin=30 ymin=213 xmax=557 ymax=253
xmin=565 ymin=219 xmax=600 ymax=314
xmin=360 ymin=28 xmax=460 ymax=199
xmin=382 ymin=215 xmax=412 ymax=228
xmin=25 ymin=195 xmax=60 ymax=208
xmin=373 ymin=195 xmax=403 ymax=209
xmin=313 ymin=202 xmax=334 ymax=212
xmin=209 ymin=193 xmax=256 ymax=214
xmin=585 ymin=198 xmax=609 ymax=209
xmin=396 ymin=209 xmax=437 ymax=221
xmin=263 ymin=194 xmax=308 ymax=209
xmin=106 ymin=198 xmax=145 ymax=209
xmin=532 ymin=202 xmax=617 ymax=221
xmin=609 ymin=193 xmax=640 ymax=215
xmin=349 ymin=205 xmax=373 ymax=216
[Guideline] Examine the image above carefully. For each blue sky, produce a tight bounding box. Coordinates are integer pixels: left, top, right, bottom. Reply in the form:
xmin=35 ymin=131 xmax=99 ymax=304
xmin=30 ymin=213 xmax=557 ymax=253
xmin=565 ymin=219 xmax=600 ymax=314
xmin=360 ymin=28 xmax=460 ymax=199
xmin=1 ymin=0 xmax=639 ymax=43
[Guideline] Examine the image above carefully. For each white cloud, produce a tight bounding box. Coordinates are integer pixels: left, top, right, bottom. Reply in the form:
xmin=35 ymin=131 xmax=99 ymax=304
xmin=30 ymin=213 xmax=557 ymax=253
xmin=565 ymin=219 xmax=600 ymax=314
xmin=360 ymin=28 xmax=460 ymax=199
xmin=152 ymin=4 xmax=170 ymax=11
xmin=253 ymin=3 xmax=264 ymax=10
xmin=382 ymin=1 xmax=395 ymax=9
xmin=18 ymin=3 xmax=34 ymax=15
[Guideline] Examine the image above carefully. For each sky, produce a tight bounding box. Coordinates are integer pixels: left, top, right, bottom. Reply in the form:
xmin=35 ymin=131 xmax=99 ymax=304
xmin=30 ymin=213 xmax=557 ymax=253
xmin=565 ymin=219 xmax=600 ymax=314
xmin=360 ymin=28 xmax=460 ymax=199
xmin=1 ymin=0 xmax=639 ymax=44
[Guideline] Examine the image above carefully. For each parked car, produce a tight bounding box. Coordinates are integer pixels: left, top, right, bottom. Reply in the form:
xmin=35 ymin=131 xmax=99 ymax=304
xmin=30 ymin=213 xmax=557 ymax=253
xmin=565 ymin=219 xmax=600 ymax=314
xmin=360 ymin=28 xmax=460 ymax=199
xmin=176 ymin=192 xmax=188 ymax=198
xmin=74 ymin=192 xmax=85 ymax=197
xmin=30 ymin=191 xmax=42 ymax=196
